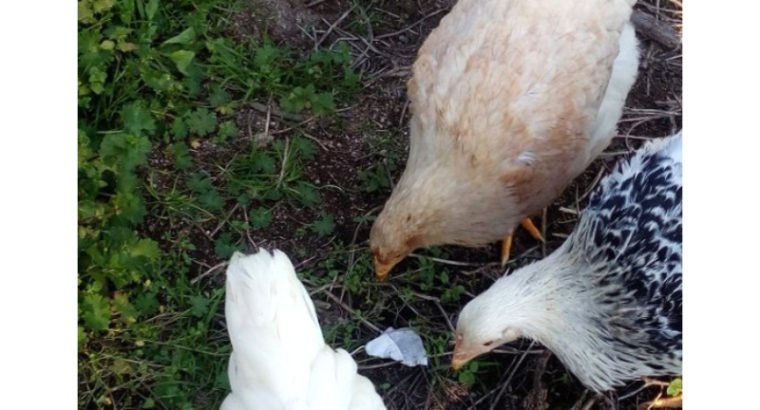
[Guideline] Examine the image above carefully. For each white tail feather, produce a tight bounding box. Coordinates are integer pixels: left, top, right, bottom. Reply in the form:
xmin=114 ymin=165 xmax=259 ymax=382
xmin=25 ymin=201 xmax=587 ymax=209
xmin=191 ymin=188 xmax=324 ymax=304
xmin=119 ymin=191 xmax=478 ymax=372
xmin=222 ymin=249 xmax=386 ymax=410
xmin=590 ymin=22 xmax=640 ymax=158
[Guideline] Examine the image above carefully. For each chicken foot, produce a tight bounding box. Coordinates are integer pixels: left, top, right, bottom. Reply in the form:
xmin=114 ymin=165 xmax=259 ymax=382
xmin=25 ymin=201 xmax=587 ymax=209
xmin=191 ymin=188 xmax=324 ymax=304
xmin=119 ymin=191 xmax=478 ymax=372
xmin=500 ymin=218 xmax=546 ymax=266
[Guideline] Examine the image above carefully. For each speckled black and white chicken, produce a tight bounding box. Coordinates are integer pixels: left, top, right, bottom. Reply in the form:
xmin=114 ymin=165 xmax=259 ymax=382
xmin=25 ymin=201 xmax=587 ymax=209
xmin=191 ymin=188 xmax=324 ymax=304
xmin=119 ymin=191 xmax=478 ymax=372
xmin=452 ymin=133 xmax=682 ymax=392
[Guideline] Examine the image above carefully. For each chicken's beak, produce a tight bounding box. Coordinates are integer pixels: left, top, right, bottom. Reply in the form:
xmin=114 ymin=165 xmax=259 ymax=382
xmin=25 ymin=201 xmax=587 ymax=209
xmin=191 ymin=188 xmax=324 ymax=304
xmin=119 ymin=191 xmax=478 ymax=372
xmin=451 ymin=356 xmax=469 ymax=371
xmin=451 ymin=334 xmax=475 ymax=371
xmin=373 ymin=254 xmax=394 ymax=282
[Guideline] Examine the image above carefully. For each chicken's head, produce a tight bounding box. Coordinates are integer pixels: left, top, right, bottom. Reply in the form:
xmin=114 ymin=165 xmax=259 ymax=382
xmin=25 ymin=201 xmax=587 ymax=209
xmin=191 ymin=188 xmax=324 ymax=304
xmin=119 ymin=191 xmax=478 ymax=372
xmin=369 ymin=214 xmax=424 ymax=281
xmin=452 ymin=295 xmax=523 ymax=370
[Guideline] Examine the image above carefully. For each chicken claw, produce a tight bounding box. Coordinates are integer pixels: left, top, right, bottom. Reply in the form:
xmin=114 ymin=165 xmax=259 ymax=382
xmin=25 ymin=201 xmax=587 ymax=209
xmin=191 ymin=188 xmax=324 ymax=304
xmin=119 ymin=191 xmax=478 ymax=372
xmin=520 ymin=218 xmax=545 ymax=242
xmin=501 ymin=218 xmax=545 ymax=267
xmin=500 ymin=233 xmax=514 ymax=267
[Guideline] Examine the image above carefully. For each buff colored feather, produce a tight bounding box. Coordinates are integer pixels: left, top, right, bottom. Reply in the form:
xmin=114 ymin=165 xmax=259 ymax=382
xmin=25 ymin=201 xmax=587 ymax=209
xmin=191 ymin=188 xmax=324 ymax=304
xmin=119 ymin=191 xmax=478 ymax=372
xmin=370 ymin=0 xmax=639 ymax=277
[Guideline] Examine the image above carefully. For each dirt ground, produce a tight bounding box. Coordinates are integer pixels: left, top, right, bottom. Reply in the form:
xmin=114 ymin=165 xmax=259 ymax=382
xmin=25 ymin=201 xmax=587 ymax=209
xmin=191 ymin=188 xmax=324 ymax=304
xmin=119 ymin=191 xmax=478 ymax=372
xmin=200 ymin=0 xmax=682 ymax=408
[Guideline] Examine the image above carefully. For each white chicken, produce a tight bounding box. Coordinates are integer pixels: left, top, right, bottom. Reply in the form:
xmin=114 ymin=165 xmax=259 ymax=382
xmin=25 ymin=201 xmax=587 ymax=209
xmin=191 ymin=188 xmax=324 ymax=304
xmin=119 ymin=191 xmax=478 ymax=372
xmin=221 ymin=249 xmax=387 ymax=410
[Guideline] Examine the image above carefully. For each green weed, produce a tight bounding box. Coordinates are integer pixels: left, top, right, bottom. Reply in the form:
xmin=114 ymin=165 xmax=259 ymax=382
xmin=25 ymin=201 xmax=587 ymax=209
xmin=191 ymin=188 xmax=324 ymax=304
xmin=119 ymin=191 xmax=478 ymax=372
xmin=78 ymin=0 xmax=360 ymax=407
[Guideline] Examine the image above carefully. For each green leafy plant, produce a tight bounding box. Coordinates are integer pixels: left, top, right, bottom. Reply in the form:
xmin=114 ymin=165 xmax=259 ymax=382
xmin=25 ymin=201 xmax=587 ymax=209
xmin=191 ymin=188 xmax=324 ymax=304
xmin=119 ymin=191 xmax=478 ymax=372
xmin=358 ymin=132 xmax=402 ymax=193
xmin=77 ymin=0 xmax=360 ymax=406
xmin=249 ymin=207 xmax=273 ymax=230
xmin=358 ymin=164 xmax=392 ymax=193
xmin=215 ymin=232 xmax=241 ymax=259
xmin=280 ymin=84 xmax=335 ymax=116
xmin=186 ymin=108 xmax=218 ymax=137
xmin=441 ymin=285 xmax=466 ymax=304
xmin=667 ymin=377 xmax=683 ymax=396
xmin=311 ymin=214 xmax=336 ymax=238
xmin=457 ymin=361 xmax=480 ymax=387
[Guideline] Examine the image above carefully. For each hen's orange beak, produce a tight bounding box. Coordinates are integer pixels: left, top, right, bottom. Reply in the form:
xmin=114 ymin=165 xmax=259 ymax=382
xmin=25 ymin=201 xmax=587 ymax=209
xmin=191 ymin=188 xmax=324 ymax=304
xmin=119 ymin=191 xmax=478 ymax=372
xmin=373 ymin=254 xmax=393 ymax=282
xmin=451 ymin=334 xmax=476 ymax=371
xmin=451 ymin=356 xmax=469 ymax=371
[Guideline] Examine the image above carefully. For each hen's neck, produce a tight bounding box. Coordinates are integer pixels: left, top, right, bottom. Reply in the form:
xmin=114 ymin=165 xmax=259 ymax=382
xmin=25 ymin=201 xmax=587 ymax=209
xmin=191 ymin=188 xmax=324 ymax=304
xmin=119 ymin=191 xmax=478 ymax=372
xmin=491 ymin=245 xmax=588 ymax=333
xmin=485 ymin=245 xmax=623 ymax=391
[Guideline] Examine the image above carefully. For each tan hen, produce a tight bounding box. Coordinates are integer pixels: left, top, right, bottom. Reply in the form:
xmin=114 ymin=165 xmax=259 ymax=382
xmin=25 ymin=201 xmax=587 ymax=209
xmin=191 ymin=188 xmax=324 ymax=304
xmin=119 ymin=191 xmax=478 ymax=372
xmin=370 ymin=0 xmax=639 ymax=280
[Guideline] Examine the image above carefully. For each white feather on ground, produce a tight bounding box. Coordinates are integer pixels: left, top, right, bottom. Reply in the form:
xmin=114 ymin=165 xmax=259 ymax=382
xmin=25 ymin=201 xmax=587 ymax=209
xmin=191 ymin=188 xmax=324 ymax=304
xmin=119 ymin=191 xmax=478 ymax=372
xmin=222 ymin=249 xmax=387 ymax=410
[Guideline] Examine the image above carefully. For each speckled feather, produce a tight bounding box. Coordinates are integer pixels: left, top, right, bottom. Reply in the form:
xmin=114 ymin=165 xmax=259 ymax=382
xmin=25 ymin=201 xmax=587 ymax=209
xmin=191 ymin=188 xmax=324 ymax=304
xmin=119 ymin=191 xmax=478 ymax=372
xmin=455 ymin=133 xmax=682 ymax=392
xmin=569 ymin=133 xmax=682 ymax=380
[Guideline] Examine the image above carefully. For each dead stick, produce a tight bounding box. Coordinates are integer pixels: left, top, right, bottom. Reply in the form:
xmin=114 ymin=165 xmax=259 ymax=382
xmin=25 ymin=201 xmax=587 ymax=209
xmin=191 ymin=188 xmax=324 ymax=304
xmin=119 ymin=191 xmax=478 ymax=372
xmin=631 ymin=10 xmax=681 ymax=49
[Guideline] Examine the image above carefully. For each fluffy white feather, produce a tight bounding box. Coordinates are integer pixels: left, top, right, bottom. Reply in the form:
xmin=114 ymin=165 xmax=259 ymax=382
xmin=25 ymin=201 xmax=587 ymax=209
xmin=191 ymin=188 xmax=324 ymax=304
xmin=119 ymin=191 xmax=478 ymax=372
xmin=221 ymin=250 xmax=386 ymax=410
xmin=589 ymin=22 xmax=639 ymax=158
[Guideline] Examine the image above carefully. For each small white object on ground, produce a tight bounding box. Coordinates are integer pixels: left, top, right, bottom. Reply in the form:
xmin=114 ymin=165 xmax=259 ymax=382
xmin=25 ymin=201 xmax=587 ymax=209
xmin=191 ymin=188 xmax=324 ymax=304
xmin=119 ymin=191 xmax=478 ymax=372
xmin=365 ymin=327 xmax=428 ymax=367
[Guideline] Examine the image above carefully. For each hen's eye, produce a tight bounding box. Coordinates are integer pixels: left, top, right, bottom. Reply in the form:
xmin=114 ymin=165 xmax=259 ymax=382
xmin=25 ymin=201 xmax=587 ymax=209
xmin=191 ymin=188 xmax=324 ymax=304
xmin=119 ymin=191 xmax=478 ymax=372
xmin=483 ymin=341 xmax=494 ymax=347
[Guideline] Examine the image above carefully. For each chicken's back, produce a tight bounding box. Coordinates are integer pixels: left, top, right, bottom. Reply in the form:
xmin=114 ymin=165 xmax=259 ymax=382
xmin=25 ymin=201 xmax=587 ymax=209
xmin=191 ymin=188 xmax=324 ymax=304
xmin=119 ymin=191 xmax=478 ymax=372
xmin=223 ymin=250 xmax=386 ymax=410
xmin=406 ymin=0 xmax=637 ymax=215
xmin=565 ymin=134 xmax=682 ymax=389
xmin=223 ymin=250 xmax=325 ymax=408
xmin=306 ymin=347 xmax=387 ymax=410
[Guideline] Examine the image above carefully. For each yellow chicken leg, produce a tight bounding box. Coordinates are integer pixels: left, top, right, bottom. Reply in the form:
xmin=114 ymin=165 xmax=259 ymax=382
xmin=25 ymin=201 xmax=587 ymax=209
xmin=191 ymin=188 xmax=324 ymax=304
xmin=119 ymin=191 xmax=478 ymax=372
xmin=500 ymin=232 xmax=514 ymax=267
xmin=520 ymin=218 xmax=545 ymax=242
xmin=501 ymin=218 xmax=546 ymax=267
